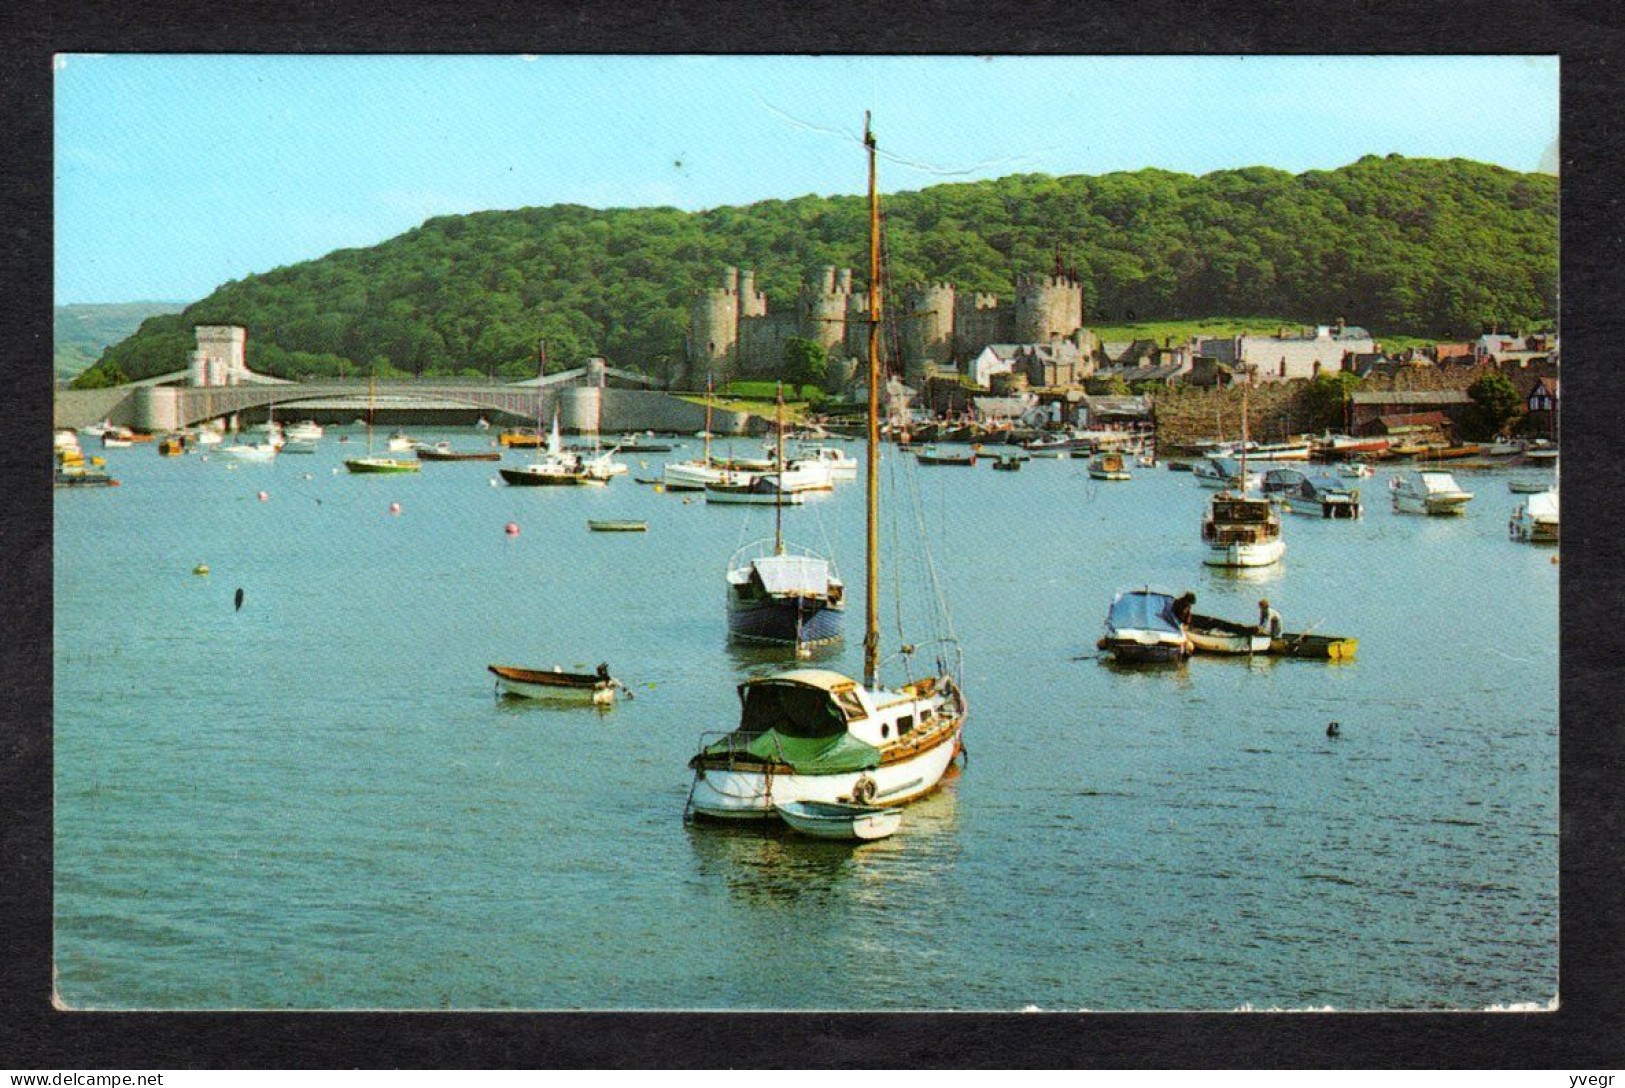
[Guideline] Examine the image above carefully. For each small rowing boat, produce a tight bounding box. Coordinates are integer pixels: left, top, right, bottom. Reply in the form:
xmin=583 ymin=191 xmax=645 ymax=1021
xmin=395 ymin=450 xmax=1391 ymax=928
xmin=588 ymin=520 xmax=648 ymax=532
xmin=488 ymin=663 xmax=620 ymax=704
xmin=1269 ymin=633 xmax=1358 ymax=660
xmin=1185 ymin=613 xmax=1271 ymax=655
xmin=774 ymin=801 xmax=903 ymax=841
xmin=416 ymin=443 xmax=501 ymax=462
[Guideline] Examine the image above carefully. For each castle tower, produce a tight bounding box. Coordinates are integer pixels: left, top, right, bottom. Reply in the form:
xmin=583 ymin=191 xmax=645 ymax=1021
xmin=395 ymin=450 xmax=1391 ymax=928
xmin=738 ymin=269 xmax=768 ymax=320
xmin=800 ymin=265 xmax=851 ymax=354
xmin=188 ymin=325 xmax=248 ymax=387
xmin=1014 ymin=273 xmax=1085 ymax=345
xmin=901 ymin=282 xmax=957 ymax=387
xmin=687 ymin=266 xmax=740 ymax=387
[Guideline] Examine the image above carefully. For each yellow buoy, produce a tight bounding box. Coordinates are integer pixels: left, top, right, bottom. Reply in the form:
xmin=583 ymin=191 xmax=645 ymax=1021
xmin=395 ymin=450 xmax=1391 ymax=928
xmin=193 ymin=564 xmax=210 ymax=575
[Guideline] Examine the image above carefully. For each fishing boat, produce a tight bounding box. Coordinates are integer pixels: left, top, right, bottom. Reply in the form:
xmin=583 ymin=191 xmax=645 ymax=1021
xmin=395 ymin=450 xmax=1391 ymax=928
xmin=587 ymin=519 xmax=648 ymax=532
xmin=1269 ymin=633 xmax=1358 ymax=660
xmin=774 ymin=800 xmax=902 ymax=841
xmin=914 ymin=446 xmax=976 ymax=466
xmin=1086 ymin=451 xmax=1132 ymax=480
xmin=1509 ymin=488 xmax=1559 ymax=543
xmin=1201 ymin=391 xmax=1285 ymax=568
xmin=345 ymin=372 xmax=421 ymax=474
xmin=1099 ymin=588 xmax=1189 ymax=664
xmin=1390 ymin=470 xmax=1473 ymax=515
xmin=686 ymin=115 xmax=966 ymax=822
xmin=416 ymin=442 xmax=502 ymax=462
xmin=488 ymin=663 xmax=620 ymax=705
xmin=1285 ymin=475 xmax=1362 ymax=519
xmin=723 ymin=385 xmax=845 ymax=650
xmin=704 ymin=472 xmax=805 ymax=505
xmin=500 ymin=409 xmax=605 ymax=486
xmin=1192 ymin=456 xmax=1259 ymax=491
xmin=1185 ymin=613 xmax=1272 ymax=655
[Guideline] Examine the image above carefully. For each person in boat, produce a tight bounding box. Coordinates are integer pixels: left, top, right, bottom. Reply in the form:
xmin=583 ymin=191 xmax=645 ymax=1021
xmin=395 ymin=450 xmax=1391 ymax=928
xmin=1171 ymin=592 xmax=1196 ymax=627
xmin=1257 ymin=599 xmax=1283 ymax=639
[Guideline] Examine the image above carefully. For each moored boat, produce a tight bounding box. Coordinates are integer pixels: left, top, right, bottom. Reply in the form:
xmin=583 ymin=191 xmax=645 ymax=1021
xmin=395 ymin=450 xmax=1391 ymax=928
xmin=1087 ymin=451 xmax=1131 ymax=480
xmin=914 ymin=446 xmax=976 ymax=466
xmin=1509 ymin=489 xmax=1559 ymax=543
xmin=991 ymin=454 xmax=1022 ymax=472
xmin=1099 ymin=588 xmax=1189 ymax=664
xmin=416 ymin=442 xmax=502 ymax=462
xmin=217 ymin=441 xmax=279 ymax=463
xmin=1285 ymin=475 xmax=1362 ymax=519
xmin=1390 ymin=470 xmax=1473 ymax=515
xmin=488 ymin=663 xmax=620 ymax=705
xmin=1192 ymin=456 xmax=1259 ymax=491
xmin=587 ymin=520 xmax=648 ymax=532
xmin=686 ymin=116 xmax=965 ymax=823
xmin=774 ymin=800 xmax=902 ymax=841
xmin=705 ymin=472 xmax=805 ymax=505
xmin=344 ymin=371 xmax=420 ymax=474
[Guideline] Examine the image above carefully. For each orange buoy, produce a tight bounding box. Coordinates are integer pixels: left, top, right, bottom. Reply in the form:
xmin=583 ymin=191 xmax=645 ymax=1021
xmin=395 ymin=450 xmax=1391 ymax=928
xmin=505 ymin=522 xmax=520 ymax=536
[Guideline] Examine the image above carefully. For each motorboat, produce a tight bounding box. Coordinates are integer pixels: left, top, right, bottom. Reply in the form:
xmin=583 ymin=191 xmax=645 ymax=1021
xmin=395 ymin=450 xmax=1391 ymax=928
xmin=416 ymin=442 xmax=501 ymax=462
xmin=794 ymin=445 xmax=858 ymax=482
xmin=1509 ymin=489 xmax=1559 ymax=543
xmin=1086 ymin=451 xmax=1132 ymax=480
xmin=1285 ymin=474 xmax=1362 ymax=519
xmin=1192 ymin=456 xmax=1259 ymax=491
xmin=1099 ymin=588 xmax=1189 ymax=664
xmin=774 ymin=800 xmax=902 ymax=841
xmin=1335 ymin=461 xmax=1374 ymax=479
xmin=1390 ymin=470 xmax=1473 ymax=515
xmin=1202 ymin=492 xmax=1286 ymax=566
xmin=726 ymin=542 xmax=845 ymax=647
xmin=1185 ymin=613 xmax=1272 ymax=655
xmin=499 ymin=409 xmax=605 ymax=486
xmin=217 ymin=442 xmax=278 ymax=463
xmin=284 ymin=420 xmax=324 ymax=443
xmin=385 ymin=431 xmax=415 ymax=452
xmin=1260 ymin=468 xmax=1308 ymax=502
xmin=488 ymin=663 xmax=620 ymax=705
xmin=686 ymin=117 xmax=966 ymax=823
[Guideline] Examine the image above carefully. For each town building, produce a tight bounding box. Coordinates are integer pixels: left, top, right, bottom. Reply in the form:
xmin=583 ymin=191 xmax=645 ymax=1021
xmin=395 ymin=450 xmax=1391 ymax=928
xmin=1198 ymin=323 xmax=1376 ymax=382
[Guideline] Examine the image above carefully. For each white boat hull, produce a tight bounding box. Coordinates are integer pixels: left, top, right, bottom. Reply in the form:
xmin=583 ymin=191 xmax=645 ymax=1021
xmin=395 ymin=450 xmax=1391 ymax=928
xmin=217 ymin=444 xmax=277 ymax=462
xmin=496 ymin=677 xmax=616 ymax=704
xmin=689 ymin=726 xmax=960 ymax=820
xmin=1393 ymin=493 xmax=1471 ymax=515
xmin=775 ymin=802 xmax=902 ymax=841
xmin=663 ymin=461 xmax=732 ymax=491
xmin=1202 ymin=537 xmax=1286 ymax=568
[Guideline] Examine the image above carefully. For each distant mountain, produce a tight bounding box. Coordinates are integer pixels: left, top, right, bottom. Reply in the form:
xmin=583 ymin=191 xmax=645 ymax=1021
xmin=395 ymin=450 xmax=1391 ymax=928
xmin=56 ymin=301 xmax=188 ymax=381
xmin=85 ymin=155 xmax=1556 ymax=388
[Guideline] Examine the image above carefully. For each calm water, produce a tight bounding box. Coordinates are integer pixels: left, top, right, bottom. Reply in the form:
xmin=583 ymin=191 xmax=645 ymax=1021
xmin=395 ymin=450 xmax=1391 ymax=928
xmin=54 ymin=431 xmax=1558 ymax=1010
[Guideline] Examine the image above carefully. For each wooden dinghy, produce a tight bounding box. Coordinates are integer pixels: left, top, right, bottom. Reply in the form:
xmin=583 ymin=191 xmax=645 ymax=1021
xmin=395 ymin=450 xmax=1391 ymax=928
xmin=587 ymin=520 xmax=648 ymax=532
xmin=1269 ymin=633 xmax=1358 ymax=661
xmin=774 ymin=800 xmax=903 ymax=841
xmin=914 ymin=447 xmax=977 ymax=466
xmin=488 ymin=664 xmax=620 ymax=704
xmin=1185 ymin=613 xmax=1271 ymax=655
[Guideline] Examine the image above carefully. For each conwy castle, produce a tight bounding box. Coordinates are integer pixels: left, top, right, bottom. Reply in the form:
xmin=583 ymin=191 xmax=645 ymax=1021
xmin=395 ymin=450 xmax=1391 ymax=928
xmin=681 ymin=265 xmax=1096 ymax=390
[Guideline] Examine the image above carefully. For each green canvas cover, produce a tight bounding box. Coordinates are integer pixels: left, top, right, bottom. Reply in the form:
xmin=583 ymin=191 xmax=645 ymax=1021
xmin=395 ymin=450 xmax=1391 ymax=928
xmin=709 ymin=728 xmax=880 ymax=775
xmin=699 ymin=679 xmax=881 ymax=774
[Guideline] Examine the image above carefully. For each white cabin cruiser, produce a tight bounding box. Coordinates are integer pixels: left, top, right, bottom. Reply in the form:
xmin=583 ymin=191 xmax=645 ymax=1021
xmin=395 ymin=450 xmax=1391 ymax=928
xmin=1391 ymin=471 xmax=1473 ymax=515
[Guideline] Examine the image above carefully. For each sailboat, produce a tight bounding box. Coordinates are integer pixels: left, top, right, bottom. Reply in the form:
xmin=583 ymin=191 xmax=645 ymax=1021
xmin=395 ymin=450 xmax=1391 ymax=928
xmin=344 ymin=370 xmax=421 ymax=474
xmin=1200 ymin=385 xmax=1284 ymax=567
xmin=663 ymin=375 xmax=739 ymax=491
xmin=723 ymin=384 xmax=846 ymax=648
xmin=686 ymin=115 xmax=967 ymax=821
xmin=499 ymin=406 xmax=606 ymax=486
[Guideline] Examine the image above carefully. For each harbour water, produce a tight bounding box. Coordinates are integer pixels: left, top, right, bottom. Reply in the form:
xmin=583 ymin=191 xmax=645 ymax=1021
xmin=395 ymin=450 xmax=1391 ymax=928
xmin=54 ymin=432 xmax=1558 ymax=1010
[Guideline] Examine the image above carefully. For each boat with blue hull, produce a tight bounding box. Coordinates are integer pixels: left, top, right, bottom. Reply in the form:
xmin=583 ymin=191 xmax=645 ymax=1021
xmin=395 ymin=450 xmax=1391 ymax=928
xmin=723 ymin=385 xmax=846 ymax=651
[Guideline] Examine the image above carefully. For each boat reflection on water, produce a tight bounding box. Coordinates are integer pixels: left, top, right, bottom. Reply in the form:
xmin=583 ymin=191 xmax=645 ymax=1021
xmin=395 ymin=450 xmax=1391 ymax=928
xmin=685 ymin=780 xmax=962 ymax=905
xmin=724 ymin=639 xmax=845 ymax=673
xmin=1202 ymin=561 xmax=1286 ymax=587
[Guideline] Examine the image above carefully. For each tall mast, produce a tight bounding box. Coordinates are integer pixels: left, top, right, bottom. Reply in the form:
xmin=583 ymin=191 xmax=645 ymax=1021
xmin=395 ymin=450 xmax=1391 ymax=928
xmin=774 ymin=381 xmax=785 ymax=555
xmin=704 ymin=374 xmax=714 ymax=466
xmin=864 ymin=112 xmax=881 ymax=689
xmin=1239 ymin=382 xmax=1249 ymax=493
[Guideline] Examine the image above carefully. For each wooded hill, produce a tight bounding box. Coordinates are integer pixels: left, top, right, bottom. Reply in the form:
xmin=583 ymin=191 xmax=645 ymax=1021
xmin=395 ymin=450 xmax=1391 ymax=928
xmin=80 ymin=155 xmax=1556 ymax=388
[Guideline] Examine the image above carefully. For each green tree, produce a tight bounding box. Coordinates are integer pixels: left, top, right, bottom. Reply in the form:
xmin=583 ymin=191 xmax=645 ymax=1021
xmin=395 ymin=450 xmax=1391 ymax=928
xmin=782 ymin=337 xmax=828 ymax=397
xmin=68 ymin=360 xmax=127 ymax=389
xmin=1299 ymin=371 xmax=1362 ymax=431
xmin=1464 ymin=371 xmax=1523 ymax=439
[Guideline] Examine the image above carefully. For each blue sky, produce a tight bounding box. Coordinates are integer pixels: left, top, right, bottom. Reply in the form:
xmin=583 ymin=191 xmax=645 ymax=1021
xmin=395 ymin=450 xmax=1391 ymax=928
xmin=54 ymin=55 xmax=1559 ymax=305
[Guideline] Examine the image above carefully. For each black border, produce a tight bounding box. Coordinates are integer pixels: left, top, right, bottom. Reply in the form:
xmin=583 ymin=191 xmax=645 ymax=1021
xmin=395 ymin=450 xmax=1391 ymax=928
xmin=4 ymin=0 xmax=1622 ymax=1069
